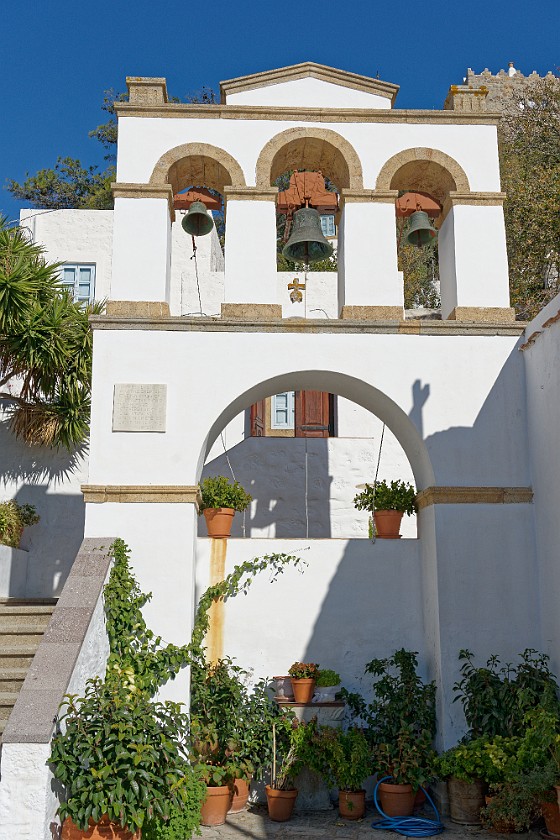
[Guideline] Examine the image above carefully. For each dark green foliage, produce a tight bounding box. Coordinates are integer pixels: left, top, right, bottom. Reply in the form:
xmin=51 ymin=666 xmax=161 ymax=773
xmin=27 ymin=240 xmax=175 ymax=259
xmin=353 ymin=480 xmax=416 ymax=515
xmin=316 ymin=668 xmax=341 ymax=687
xmin=143 ymin=802 xmax=206 ymax=840
xmin=343 ymin=649 xmax=436 ymax=789
xmin=50 ymin=679 xmax=206 ymax=832
xmin=0 ymin=501 xmax=39 ymax=547
xmin=453 ymin=648 xmax=560 ymax=739
xmin=324 ymin=727 xmax=371 ymax=792
xmin=198 ymin=475 xmax=252 ymax=513
xmin=8 ymin=158 xmax=114 ymax=210
xmin=481 ymin=774 xmax=543 ymax=833
xmin=0 ymin=217 xmax=103 ymax=448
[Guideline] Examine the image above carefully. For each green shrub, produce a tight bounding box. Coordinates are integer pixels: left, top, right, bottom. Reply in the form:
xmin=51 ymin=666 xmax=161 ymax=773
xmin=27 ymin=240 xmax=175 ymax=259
xmin=0 ymin=501 xmax=39 ymax=547
xmin=198 ymin=476 xmax=252 ymax=513
xmin=316 ymin=668 xmax=341 ymax=687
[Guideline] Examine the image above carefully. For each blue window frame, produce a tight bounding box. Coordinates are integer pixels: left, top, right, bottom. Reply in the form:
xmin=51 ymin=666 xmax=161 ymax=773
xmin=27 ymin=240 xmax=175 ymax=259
xmin=60 ymin=264 xmax=95 ymax=304
xmin=271 ymin=392 xmax=295 ymax=429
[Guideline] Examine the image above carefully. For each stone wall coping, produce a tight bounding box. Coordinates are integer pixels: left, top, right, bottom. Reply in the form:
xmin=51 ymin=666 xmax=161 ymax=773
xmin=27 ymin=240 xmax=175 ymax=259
xmin=2 ymin=538 xmax=114 ymax=744
xmin=90 ymin=315 xmax=525 ymax=337
xmin=82 ymin=485 xmax=201 ymax=505
xmin=114 ymin=102 xmax=502 ymax=125
xmin=416 ymin=486 xmax=533 ymax=509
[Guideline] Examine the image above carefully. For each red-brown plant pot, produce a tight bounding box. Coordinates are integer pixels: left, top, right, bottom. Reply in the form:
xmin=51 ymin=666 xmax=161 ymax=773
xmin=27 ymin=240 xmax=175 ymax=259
xmin=378 ymin=782 xmax=415 ymax=817
xmin=542 ymin=796 xmax=560 ymax=836
xmin=200 ymin=784 xmax=233 ymax=826
xmin=229 ymin=777 xmax=251 ymax=814
xmin=61 ymin=817 xmax=140 ymax=839
xmin=338 ymin=789 xmax=366 ymax=820
xmin=374 ymin=510 xmax=404 ymax=539
xmin=203 ymin=508 xmax=235 ymax=538
xmin=266 ymin=786 xmax=298 ymax=821
xmin=290 ymin=678 xmax=316 ymax=704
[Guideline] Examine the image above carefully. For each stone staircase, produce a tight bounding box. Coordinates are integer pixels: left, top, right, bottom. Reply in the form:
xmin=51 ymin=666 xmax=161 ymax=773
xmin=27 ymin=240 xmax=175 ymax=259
xmin=0 ymin=600 xmax=56 ymax=740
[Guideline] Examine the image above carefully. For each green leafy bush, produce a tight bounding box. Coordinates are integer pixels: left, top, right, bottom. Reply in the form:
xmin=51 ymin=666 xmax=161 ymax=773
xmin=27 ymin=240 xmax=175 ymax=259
xmin=326 ymin=727 xmax=371 ymax=792
xmin=198 ymin=476 xmax=252 ymax=513
xmin=316 ymin=668 xmax=341 ymax=687
xmin=453 ymin=648 xmax=560 ymax=738
xmin=353 ymin=480 xmax=416 ymax=515
xmin=435 ymin=736 xmax=516 ymax=785
xmin=0 ymin=501 xmax=39 ymax=547
xmin=50 ymin=679 xmax=205 ymax=832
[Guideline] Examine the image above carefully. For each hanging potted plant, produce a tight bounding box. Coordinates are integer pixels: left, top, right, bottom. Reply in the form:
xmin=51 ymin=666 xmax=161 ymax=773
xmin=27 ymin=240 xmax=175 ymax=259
xmin=288 ymin=661 xmax=320 ymax=704
xmin=328 ymin=727 xmax=371 ymax=820
xmin=353 ymin=480 xmax=416 ymax=539
xmin=198 ymin=476 xmax=252 ymax=538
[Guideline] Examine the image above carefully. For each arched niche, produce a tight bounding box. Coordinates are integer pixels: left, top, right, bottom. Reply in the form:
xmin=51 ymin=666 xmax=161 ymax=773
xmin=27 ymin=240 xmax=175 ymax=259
xmin=197 ymin=369 xmax=435 ymax=491
xmin=376 ymin=148 xmax=470 ymax=205
xmin=149 ymin=142 xmax=246 ymax=195
xmin=255 ymin=127 xmax=364 ymax=190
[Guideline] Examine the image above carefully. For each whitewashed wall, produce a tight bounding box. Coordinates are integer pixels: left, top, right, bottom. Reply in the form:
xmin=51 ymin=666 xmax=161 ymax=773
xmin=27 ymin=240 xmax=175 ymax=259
xmin=523 ymin=293 xmax=560 ymax=677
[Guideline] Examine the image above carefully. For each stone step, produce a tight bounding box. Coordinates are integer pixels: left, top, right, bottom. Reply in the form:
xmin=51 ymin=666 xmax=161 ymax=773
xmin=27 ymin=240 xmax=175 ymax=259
xmin=0 ymin=633 xmax=43 ymax=646
xmin=0 ymin=646 xmax=39 ymax=668
xmin=0 ymin=693 xmax=19 ymax=720
xmin=0 ymin=668 xmax=28 ymax=691
xmin=0 ymin=605 xmax=55 ymax=616
xmin=0 ymin=617 xmax=51 ymax=630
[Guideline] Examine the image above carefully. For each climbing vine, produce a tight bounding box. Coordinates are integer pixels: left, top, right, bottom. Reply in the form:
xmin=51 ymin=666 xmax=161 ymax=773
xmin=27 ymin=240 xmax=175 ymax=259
xmin=104 ymin=538 xmax=305 ymax=696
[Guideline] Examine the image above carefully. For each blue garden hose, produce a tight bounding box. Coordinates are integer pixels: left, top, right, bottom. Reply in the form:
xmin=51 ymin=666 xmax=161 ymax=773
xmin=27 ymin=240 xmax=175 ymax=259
xmin=371 ymin=776 xmax=445 ymax=837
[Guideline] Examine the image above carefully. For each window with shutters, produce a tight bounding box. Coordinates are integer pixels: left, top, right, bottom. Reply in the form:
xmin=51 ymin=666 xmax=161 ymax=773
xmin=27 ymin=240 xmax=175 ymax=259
xmin=250 ymin=392 xmax=335 ymax=437
xmin=271 ymin=392 xmax=295 ymax=429
xmin=60 ymin=263 xmax=95 ymax=304
xmin=320 ymin=214 xmax=336 ymax=238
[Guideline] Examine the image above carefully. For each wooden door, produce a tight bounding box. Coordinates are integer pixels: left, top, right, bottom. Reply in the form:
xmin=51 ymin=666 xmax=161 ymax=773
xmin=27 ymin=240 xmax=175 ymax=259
xmin=295 ymin=391 xmax=333 ymax=438
xmin=250 ymin=400 xmax=265 ymax=436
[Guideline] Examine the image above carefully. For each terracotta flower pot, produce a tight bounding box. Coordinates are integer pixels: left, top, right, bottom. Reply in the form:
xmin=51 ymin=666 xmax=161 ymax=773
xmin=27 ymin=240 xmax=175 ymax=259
xmin=448 ymin=777 xmax=486 ymax=825
xmin=200 ymin=784 xmax=233 ymax=826
xmin=203 ymin=508 xmax=235 ymax=538
xmin=542 ymin=797 xmax=560 ymax=836
xmin=61 ymin=817 xmax=140 ymax=839
xmin=378 ymin=781 xmax=415 ymax=817
xmin=229 ymin=777 xmax=251 ymax=814
xmin=265 ymin=785 xmax=298 ymax=821
xmin=338 ymin=789 xmax=366 ymax=820
xmin=290 ymin=678 xmax=316 ymax=703
xmin=374 ymin=510 xmax=404 ymax=539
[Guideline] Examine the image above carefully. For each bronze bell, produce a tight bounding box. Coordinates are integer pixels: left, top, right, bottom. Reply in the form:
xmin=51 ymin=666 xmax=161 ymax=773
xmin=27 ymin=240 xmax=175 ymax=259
xmin=282 ymin=207 xmax=334 ymax=264
xmin=406 ymin=210 xmax=437 ymax=248
xmin=181 ymin=201 xmax=214 ymax=237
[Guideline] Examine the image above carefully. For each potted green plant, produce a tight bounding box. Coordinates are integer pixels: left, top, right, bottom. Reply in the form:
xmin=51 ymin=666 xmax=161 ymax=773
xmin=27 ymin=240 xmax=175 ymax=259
xmin=288 ymin=661 xmax=320 ymax=704
xmin=198 ymin=476 xmax=252 ymax=538
xmin=50 ymin=678 xmax=205 ymax=840
xmin=343 ymin=649 xmax=436 ymax=816
xmin=353 ymin=480 xmax=416 ymax=539
xmin=314 ymin=668 xmax=341 ymax=702
xmin=0 ymin=501 xmax=39 ymax=548
xmin=328 ymin=727 xmax=371 ymax=819
xmin=435 ymin=737 xmax=507 ymax=824
xmin=266 ymin=719 xmax=300 ymax=822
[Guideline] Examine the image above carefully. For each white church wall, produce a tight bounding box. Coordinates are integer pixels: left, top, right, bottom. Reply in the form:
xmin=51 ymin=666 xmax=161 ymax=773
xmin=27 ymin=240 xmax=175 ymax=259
xmin=224 ymin=77 xmax=392 ymax=109
xmin=523 ymin=293 xmax=560 ymax=675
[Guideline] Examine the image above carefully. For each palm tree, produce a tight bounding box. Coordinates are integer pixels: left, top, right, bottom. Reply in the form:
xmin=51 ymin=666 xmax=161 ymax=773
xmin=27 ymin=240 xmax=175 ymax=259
xmin=0 ymin=216 xmax=103 ymax=448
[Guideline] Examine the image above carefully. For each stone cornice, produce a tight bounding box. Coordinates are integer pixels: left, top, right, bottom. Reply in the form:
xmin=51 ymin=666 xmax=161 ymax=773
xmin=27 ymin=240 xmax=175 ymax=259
xmin=219 ymin=62 xmax=399 ymax=105
xmin=82 ymin=485 xmax=201 ymax=505
xmin=111 ymin=182 xmax=175 ymax=221
xmin=89 ymin=316 xmax=525 ymax=337
xmin=224 ymin=186 xmax=279 ymax=201
xmin=114 ymin=102 xmax=502 ymax=125
xmin=341 ymin=189 xmax=399 ymax=203
xmin=416 ymin=486 xmax=533 ymax=509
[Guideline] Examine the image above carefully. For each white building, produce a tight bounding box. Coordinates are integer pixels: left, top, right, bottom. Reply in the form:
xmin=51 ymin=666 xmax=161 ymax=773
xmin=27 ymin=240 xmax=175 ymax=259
xmin=2 ymin=62 xmax=560 ymax=838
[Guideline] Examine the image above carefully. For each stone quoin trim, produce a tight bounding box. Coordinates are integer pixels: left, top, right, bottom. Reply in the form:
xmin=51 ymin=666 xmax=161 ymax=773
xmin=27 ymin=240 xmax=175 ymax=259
xmin=111 ymin=182 xmax=175 ymax=221
xmin=375 ymin=147 xmax=471 ymax=198
xmin=81 ymin=486 xmax=201 ymax=505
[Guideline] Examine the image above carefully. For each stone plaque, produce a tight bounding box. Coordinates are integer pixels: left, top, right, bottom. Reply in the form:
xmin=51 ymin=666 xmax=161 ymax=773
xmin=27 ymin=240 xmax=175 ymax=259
xmin=112 ymin=384 xmax=167 ymax=432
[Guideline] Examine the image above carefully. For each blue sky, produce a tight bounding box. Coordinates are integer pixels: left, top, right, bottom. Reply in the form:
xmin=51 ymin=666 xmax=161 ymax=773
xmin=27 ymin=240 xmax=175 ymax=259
xmin=1 ymin=0 xmax=558 ymax=221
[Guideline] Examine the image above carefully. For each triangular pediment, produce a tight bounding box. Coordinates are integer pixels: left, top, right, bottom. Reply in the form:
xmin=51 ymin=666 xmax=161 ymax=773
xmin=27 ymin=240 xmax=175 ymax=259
xmin=220 ymin=62 xmax=399 ymax=108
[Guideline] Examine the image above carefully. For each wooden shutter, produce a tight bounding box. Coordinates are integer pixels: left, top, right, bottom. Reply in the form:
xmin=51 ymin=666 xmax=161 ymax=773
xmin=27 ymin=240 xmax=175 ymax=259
xmin=295 ymin=391 xmax=333 ymax=438
xmin=250 ymin=400 xmax=265 ymax=436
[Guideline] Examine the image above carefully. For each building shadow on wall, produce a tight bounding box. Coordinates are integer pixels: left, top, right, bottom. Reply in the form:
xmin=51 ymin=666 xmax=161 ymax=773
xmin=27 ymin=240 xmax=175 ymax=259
xmin=201 ymin=437 xmax=332 ymax=539
xmin=0 ymin=416 xmax=87 ymax=597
